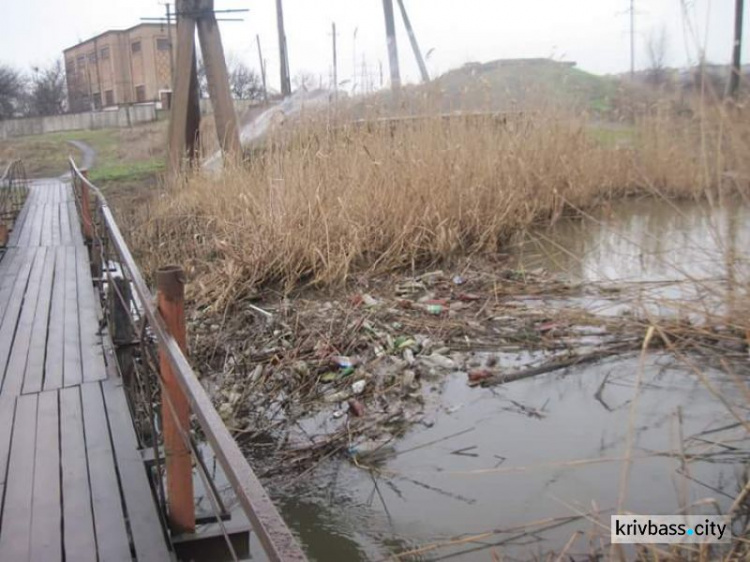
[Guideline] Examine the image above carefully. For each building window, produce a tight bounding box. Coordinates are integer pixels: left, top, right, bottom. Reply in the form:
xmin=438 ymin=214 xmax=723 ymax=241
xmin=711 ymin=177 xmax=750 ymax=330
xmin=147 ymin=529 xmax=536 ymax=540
xmin=65 ymin=59 xmax=75 ymax=73
xmin=131 ymin=41 xmax=142 ymax=54
xmin=76 ymin=55 xmax=85 ymax=68
xmin=135 ymin=85 xmax=146 ymax=102
xmin=93 ymin=93 xmax=102 ymax=109
xmin=88 ymin=52 xmax=97 ymax=63
xmin=100 ymin=46 xmax=110 ymax=60
xmin=157 ymin=38 xmax=170 ymax=51
xmin=105 ymin=90 xmax=115 ymax=106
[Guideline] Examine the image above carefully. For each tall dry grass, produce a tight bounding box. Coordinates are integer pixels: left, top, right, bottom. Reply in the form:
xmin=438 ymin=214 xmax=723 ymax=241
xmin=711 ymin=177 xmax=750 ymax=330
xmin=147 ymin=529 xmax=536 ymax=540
xmin=129 ymin=101 xmax=750 ymax=308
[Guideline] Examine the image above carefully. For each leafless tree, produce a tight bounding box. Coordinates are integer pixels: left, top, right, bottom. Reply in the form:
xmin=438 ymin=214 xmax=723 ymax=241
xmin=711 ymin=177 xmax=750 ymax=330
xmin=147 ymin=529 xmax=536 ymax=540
xmin=228 ymin=61 xmax=263 ymax=100
xmin=27 ymin=60 xmax=67 ymax=116
xmin=0 ymin=63 xmax=26 ymax=119
xmin=292 ymin=71 xmax=316 ymax=92
xmin=646 ymin=26 xmax=669 ymax=86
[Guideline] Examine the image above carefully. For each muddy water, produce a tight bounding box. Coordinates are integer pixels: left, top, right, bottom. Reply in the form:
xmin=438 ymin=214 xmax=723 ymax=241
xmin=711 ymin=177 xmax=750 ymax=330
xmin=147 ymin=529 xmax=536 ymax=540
xmin=272 ymin=198 xmax=750 ymax=561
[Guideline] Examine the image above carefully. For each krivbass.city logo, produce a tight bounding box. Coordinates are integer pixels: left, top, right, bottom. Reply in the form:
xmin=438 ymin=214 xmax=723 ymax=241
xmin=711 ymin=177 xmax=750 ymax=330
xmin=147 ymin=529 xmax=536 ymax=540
xmin=611 ymin=515 xmax=731 ymax=544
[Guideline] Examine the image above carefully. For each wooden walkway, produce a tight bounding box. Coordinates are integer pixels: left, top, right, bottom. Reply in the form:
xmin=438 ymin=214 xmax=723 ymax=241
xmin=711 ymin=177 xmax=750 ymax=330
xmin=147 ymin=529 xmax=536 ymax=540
xmin=0 ymin=180 xmax=172 ymax=561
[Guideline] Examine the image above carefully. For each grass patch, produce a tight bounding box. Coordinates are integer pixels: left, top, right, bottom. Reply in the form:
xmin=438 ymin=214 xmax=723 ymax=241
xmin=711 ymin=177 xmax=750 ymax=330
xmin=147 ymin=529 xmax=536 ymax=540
xmin=0 ymin=121 xmax=167 ymax=187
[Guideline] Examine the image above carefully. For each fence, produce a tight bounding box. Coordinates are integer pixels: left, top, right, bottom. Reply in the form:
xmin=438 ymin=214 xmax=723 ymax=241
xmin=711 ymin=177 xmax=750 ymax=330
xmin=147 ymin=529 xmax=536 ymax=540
xmin=0 ymin=105 xmax=158 ymax=140
xmin=68 ymin=158 xmax=307 ymax=562
xmin=0 ymin=160 xmax=28 ymax=244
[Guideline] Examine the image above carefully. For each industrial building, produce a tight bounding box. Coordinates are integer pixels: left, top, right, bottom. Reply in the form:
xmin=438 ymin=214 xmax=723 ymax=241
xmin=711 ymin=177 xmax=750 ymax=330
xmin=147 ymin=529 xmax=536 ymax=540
xmin=63 ymin=23 xmax=173 ymax=113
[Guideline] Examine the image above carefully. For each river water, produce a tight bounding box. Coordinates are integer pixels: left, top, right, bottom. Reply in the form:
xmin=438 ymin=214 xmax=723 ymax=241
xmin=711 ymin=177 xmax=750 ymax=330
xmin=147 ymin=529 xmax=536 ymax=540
xmin=271 ymin=198 xmax=750 ymax=561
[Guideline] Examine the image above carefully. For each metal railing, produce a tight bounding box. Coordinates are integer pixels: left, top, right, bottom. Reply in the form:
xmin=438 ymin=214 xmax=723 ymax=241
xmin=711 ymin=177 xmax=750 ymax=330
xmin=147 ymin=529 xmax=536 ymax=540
xmin=68 ymin=157 xmax=307 ymax=562
xmin=0 ymin=159 xmax=28 ymax=238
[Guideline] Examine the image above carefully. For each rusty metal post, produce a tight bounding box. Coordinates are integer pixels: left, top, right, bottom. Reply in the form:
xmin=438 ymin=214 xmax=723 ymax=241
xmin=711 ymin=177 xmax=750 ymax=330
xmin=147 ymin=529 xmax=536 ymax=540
xmin=108 ymin=277 xmax=135 ymax=388
xmin=0 ymin=224 xmax=8 ymax=247
xmin=157 ymin=265 xmax=195 ymax=534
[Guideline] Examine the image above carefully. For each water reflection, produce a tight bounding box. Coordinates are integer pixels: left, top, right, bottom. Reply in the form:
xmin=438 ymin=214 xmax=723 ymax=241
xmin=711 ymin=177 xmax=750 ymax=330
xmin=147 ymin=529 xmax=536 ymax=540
xmin=276 ymin=198 xmax=750 ymax=560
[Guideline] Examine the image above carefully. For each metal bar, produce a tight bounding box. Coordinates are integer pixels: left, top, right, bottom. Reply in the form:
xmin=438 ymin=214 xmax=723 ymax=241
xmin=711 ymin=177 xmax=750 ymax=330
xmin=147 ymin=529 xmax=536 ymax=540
xmin=68 ymin=157 xmax=308 ymax=562
xmin=157 ymin=266 xmax=196 ymax=534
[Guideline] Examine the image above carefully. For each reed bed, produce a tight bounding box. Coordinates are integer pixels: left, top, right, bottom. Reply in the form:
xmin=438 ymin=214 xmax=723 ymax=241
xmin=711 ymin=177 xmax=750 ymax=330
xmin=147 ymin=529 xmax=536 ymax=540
xmin=128 ymin=100 xmax=750 ymax=309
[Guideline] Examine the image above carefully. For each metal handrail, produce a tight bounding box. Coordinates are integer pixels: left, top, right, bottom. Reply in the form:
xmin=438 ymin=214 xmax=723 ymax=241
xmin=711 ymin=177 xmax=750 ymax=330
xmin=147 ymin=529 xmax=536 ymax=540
xmin=68 ymin=157 xmax=307 ymax=562
xmin=0 ymin=159 xmax=28 ymax=225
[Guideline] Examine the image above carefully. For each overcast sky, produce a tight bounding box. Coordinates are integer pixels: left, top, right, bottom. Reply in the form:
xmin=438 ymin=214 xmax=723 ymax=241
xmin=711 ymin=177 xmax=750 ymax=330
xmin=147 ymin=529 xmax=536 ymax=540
xmin=0 ymin=0 xmax=743 ymax=90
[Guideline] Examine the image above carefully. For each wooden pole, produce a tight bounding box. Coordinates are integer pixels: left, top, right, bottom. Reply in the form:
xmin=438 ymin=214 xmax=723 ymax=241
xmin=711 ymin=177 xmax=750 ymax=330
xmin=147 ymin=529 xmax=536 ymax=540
xmin=382 ymin=0 xmax=401 ymax=90
xmin=728 ymin=0 xmax=745 ymax=99
xmin=395 ymin=0 xmax=429 ymax=83
xmin=332 ymin=22 xmax=338 ymax=95
xmin=256 ymin=34 xmax=269 ymax=105
xmin=196 ymin=0 xmax=241 ymax=161
xmin=167 ymin=1 xmax=198 ymax=176
xmin=276 ymin=0 xmax=292 ymax=96
xmin=157 ymin=265 xmax=195 ymax=534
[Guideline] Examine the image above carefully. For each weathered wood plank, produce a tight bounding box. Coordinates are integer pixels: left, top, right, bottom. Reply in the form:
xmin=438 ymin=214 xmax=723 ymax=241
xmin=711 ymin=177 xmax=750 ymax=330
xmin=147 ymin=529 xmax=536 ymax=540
xmin=40 ymin=204 xmax=53 ymax=246
xmin=68 ymin=200 xmax=84 ymax=247
xmin=28 ymin=202 xmax=44 ymax=247
xmin=0 ymin=248 xmax=37 ymax=391
xmin=50 ymin=202 xmax=62 ymax=246
xmin=59 ymin=386 xmax=98 ymax=562
xmin=59 ymin=195 xmax=73 ymax=246
xmin=44 ymin=247 xmax=66 ymax=391
xmin=63 ymin=245 xmax=82 ymax=387
xmin=22 ymin=248 xmax=56 ymax=394
xmin=30 ymin=390 xmax=62 ymax=561
xmin=2 ymin=247 xmax=46 ymax=396
xmin=0 ymin=393 xmax=38 ymax=561
xmin=102 ymin=379 xmax=172 ymax=561
xmin=76 ymin=246 xmax=106 ymax=383
xmin=0 ymin=394 xmax=16 ymax=491
xmin=80 ymin=382 xmax=132 ymax=561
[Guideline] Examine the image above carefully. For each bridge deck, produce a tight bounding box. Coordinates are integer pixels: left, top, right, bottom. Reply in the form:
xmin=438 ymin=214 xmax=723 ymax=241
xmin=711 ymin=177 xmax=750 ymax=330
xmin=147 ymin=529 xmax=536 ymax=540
xmin=0 ymin=181 xmax=172 ymax=561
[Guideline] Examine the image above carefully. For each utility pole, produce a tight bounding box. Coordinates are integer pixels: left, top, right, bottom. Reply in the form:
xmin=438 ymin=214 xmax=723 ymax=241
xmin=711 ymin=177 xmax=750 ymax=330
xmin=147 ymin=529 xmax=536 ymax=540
xmin=395 ymin=0 xmax=429 ymax=83
xmin=629 ymin=0 xmax=635 ymax=79
xmin=168 ymin=0 xmax=242 ymax=176
xmin=331 ymin=22 xmax=338 ymax=95
xmin=276 ymin=0 xmax=292 ymax=96
xmin=382 ymin=0 xmax=401 ymax=89
xmin=728 ymin=0 xmax=745 ymax=98
xmin=166 ymin=2 xmax=176 ymax=92
xmin=256 ymin=34 xmax=269 ymax=104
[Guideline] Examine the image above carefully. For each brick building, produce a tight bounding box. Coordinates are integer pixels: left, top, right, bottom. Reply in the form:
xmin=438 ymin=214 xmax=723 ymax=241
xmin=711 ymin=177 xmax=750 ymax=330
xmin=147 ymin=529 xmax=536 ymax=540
xmin=64 ymin=24 xmax=173 ymax=113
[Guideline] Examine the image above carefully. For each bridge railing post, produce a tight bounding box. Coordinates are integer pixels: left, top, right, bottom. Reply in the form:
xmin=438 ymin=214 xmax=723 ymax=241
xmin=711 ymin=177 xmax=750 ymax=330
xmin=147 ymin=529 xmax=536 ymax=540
xmin=156 ymin=265 xmax=196 ymax=534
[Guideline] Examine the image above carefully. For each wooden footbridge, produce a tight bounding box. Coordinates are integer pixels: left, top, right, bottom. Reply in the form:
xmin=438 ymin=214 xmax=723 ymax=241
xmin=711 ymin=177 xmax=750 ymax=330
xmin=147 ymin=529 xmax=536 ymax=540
xmin=0 ymin=160 xmax=307 ymax=562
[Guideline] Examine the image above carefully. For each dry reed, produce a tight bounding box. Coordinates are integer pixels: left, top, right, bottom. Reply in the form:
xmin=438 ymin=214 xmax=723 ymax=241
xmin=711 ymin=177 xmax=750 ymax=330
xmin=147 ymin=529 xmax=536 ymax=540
xmin=127 ymin=100 xmax=750 ymax=310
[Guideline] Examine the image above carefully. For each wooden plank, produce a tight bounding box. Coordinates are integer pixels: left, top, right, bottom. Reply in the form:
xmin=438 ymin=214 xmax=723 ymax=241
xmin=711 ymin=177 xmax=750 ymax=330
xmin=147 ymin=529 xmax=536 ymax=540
xmin=80 ymin=382 xmax=132 ymax=561
xmin=8 ymin=197 xmax=31 ymax=247
xmin=102 ymin=380 xmax=172 ymax=561
xmin=2 ymin=247 xmax=46 ymax=396
xmin=28 ymin=202 xmax=44 ymax=247
xmin=14 ymin=201 xmax=34 ymax=248
xmin=63 ymin=245 xmax=82 ymax=387
xmin=0 ymin=393 xmax=38 ymax=561
xmin=50 ymin=201 xmax=62 ymax=246
xmin=0 ymin=248 xmax=37 ymax=391
xmin=76 ymin=246 xmax=106 ymax=383
xmin=0 ymin=394 xmax=16 ymax=491
xmin=41 ymin=203 xmax=53 ymax=246
xmin=22 ymin=248 xmax=56 ymax=394
xmin=30 ymin=390 xmax=62 ymax=562
xmin=44 ymin=247 xmax=66 ymax=391
xmin=68 ymin=200 xmax=84 ymax=247
xmin=60 ymin=386 xmax=98 ymax=562
xmin=59 ymin=194 xmax=73 ymax=246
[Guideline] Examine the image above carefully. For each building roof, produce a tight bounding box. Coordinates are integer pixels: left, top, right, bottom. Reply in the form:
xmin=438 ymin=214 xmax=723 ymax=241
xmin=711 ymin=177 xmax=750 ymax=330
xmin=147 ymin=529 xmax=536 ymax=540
xmin=63 ymin=23 xmax=167 ymax=54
